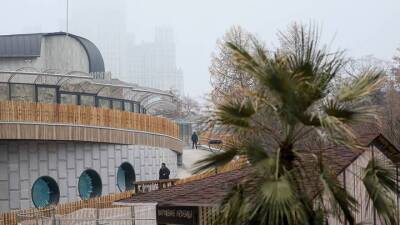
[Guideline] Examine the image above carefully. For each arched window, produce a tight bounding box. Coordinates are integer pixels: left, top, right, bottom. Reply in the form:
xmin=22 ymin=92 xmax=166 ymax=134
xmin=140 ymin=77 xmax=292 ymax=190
xmin=117 ymin=162 xmax=136 ymax=191
xmin=78 ymin=169 xmax=102 ymax=200
xmin=31 ymin=176 xmax=60 ymax=208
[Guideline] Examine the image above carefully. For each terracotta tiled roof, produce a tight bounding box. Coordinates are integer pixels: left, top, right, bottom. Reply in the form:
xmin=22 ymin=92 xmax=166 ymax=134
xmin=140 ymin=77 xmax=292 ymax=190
xmin=117 ymin=167 xmax=253 ymax=207
xmin=117 ymin=128 xmax=400 ymax=207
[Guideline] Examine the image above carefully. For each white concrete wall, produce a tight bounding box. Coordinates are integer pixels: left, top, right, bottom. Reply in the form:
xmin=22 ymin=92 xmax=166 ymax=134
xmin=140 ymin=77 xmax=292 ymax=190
xmin=0 ymin=35 xmax=90 ymax=74
xmin=0 ymin=141 xmax=177 ymax=212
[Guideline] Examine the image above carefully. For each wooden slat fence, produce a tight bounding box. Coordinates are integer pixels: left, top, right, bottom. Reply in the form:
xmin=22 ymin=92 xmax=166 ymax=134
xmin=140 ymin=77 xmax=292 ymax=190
xmin=0 ymin=101 xmax=179 ymax=138
xmin=199 ymin=207 xmax=219 ymax=225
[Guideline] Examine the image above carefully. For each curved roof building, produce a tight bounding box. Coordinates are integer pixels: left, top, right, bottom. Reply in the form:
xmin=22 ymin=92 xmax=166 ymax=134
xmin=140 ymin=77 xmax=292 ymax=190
xmin=0 ymin=32 xmax=182 ymax=213
xmin=0 ymin=32 xmax=104 ymax=73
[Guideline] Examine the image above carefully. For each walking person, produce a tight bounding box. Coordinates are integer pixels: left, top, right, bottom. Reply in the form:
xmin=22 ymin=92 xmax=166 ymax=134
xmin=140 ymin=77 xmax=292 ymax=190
xmin=191 ymin=131 xmax=198 ymax=149
xmin=159 ymin=163 xmax=170 ymax=180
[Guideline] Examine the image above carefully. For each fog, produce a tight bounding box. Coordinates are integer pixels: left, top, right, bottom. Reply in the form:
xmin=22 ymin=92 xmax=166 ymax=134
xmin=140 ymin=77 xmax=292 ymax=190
xmin=1 ymin=0 xmax=399 ymax=99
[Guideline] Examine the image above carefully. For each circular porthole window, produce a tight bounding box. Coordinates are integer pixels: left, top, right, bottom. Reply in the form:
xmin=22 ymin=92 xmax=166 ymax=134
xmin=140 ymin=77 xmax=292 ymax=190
xmin=31 ymin=176 xmax=60 ymax=208
xmin=117 ymin=162 xmax=136 ymax=191
xmin=78 ymin=169 xmax=102 ymax=200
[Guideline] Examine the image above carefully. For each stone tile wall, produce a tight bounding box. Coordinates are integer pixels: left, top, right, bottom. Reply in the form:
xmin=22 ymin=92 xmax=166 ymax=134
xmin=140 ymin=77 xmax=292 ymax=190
xmin=0 ymin=141 xmax=177 ymax=212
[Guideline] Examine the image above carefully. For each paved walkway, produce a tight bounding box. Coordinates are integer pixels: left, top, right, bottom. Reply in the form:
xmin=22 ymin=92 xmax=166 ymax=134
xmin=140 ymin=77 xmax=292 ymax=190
xmin=177 ymin=148 xmax=211 ymax=178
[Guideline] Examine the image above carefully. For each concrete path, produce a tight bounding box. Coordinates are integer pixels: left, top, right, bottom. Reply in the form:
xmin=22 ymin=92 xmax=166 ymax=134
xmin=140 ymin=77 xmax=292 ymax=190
xmin=177 ymin=148 xmax=212 ymax=178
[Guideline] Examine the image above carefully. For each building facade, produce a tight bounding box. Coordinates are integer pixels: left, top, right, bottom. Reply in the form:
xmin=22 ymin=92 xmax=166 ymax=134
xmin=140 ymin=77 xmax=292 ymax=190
xmin=0 ymin=141 xmax=177 ymax=211
xmin=0 ymin=32 xmax=182 ymax=212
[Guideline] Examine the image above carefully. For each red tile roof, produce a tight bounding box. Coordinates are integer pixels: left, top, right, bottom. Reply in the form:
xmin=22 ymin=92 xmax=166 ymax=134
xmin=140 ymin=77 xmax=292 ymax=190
xmin=117 ymin=167 xmax=253 ymax=207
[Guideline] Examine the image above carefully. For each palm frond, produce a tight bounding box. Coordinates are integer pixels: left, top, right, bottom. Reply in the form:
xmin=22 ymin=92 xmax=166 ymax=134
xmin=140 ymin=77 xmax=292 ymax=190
xmin=249 ymin=173 xmax=309 ymax=225
xmin=312 ymin=207 xmax=328 ymax=225
xmin=370 ymin=158 xmax=400 ymax=194
xmin=251 ymin=36 xmax=269 ymax=65
xmin=226 ymin=41 xmax=266 ymax=78
xmin=337 ymin=70 xmax=384 ymax=102
xmin=244 ymin=89 xmax=278 ymax=112
xmin=215 ymin=184 xmax=249 ymax=225
xmin=319 ymin=161 xmax=358 ymax=225
xmin=318 ymin=114 xmax=357 ymax=141
xmin=362 ymin=158 xmax=398 ymax=225
xmin=279 ymin=23 xmax=345 ymax=96
xmin=216 ymin=98 xmax=255 ymax=128
xmin=242 ymin=140 xmax=269 ymax=164
xmin=193 ymin=146 xmax=239 ymax=174
xmin=323 ymin=100 xmax=380 ymax=124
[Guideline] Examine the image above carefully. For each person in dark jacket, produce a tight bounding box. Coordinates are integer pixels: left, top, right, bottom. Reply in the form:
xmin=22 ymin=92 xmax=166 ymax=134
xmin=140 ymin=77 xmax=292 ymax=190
xmin=191 ymin=132 xmax=199 ymax=149
xmin=159 ymin=163 xmax=170 ymax=180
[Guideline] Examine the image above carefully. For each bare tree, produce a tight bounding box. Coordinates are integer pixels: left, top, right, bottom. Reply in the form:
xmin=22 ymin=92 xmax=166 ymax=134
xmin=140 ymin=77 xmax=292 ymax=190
xmin=153 ymin=95 xmax=201 ymax=119
xmin=393 ymin=48 xmax=400 ymax=81
xmin=209 ymin=26 xmax=255 ymax=104
xmin=179 ymin=95 xmax=200 ymax=118
xmin=345 ymin=55 xmax=400 ymax=147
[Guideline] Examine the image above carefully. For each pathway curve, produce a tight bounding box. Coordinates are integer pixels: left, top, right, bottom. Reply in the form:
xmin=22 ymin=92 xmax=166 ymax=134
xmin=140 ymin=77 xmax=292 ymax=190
xmin=177 ymin=148 xmax=212 ymax=178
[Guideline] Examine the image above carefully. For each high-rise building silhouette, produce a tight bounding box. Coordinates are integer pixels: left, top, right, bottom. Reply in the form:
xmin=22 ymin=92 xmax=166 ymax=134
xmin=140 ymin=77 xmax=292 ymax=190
xmin=68 ymin=1 xmax=184 ymax=94
xmin=69 ymin=0 xmax=128 ymax=80
xmin=127 ymin=27 xmax=184 ymax=94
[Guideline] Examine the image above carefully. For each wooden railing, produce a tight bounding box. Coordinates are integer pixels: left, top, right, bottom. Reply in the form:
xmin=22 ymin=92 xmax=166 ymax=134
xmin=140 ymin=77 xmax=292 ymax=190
xmin=133 ymin=179 xmax=179 ymax=193
xmin=0 ymin=101 xmax=179 ymax=138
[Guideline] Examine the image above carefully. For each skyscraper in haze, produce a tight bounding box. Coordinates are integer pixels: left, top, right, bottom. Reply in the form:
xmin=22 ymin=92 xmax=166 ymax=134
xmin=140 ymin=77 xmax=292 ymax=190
xmin=68 ymin=1 xmax=183 ymax=94
xmin=69 ymin=0 xmax=128 ymax=80
xmin=127 ymin=27 xmax=184 ymax=94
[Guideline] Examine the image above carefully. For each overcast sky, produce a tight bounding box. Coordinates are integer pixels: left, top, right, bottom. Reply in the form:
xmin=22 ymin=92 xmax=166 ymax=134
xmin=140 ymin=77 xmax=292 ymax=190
xmin=1 ymin=0 xmax=399 ymax=99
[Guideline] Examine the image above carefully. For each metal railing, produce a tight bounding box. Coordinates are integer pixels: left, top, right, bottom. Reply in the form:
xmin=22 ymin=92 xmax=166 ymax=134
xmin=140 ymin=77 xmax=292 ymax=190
xmin=133 ymin=179 xmax=179 ymax=193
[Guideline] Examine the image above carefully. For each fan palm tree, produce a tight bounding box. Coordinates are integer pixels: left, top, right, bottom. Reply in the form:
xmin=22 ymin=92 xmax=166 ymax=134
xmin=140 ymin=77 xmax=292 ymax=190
xmin=196 ymin=24 xmax=399 ymax=225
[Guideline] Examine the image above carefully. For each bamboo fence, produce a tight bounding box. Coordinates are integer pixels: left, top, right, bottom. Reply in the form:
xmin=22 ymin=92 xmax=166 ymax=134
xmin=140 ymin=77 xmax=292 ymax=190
xmin=0 ymin=101 xmax=179 ymax=138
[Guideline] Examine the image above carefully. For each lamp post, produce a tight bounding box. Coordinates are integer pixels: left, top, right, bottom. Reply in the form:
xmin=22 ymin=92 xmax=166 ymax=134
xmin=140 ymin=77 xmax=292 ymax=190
xmin=66 ymin=0 xmax=69 ymax=35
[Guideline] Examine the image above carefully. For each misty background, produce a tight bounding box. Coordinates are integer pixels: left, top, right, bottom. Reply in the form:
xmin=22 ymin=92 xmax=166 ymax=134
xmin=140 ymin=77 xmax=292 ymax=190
xmin=1 ymin=0 xmax=399 ymax=100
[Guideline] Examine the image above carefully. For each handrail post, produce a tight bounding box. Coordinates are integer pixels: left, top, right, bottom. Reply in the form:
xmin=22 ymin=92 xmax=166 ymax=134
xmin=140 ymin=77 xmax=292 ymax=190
xmin=130 ymin=206 xmax=135 ymax=225
xmin=96 ymin=207 xmax=100 ymax=225
xmin=51 ymin=211 xmax=55 ymax=225
xmin=134 ymin=183 xmax=139 ymax=194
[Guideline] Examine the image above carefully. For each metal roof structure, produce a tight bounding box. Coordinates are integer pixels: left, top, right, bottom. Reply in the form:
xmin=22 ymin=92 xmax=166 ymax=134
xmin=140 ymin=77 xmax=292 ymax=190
xmin=0 ymin=70 xmax=179 ymax=114
xmin=0 ymin=32 xmax=105 ymax=73
xmin=0 ymin=33 xmax=42 ymax=58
